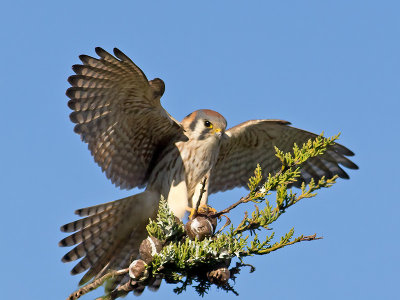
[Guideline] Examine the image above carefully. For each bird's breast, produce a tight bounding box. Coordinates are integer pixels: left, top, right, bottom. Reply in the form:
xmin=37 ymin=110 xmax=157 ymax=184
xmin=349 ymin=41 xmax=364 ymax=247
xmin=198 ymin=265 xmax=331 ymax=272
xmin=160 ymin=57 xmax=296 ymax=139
xmin=179 ymin=139 xmax=220 ymax=196
xmin=147 ymin=138 xmax=220 ymax=199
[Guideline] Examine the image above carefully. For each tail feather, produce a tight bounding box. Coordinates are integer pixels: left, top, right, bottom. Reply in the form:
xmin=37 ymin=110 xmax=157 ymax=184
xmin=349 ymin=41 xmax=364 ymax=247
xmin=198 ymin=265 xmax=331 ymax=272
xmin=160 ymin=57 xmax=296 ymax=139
xmin=98 ymin=227 xmax=142 ymax=277
xmin=60 ymin=191 xmax=159 ymax=287
xmin=61 ymin=223 xmax=113 ymax=263
xmin=133 ymin=285 xmax=145 ymax=296
xmin=74 ymin=197 xmax=126 ymax=217
xmin=59 ymin=216 xmax=116 ymax=247
xmin=60 ymin=208 xmax=116 ymax=233
xmin=147 ymin=275 xmax=163 ymax=292
xmin=78 ymin=225 xmax=147 ymax=286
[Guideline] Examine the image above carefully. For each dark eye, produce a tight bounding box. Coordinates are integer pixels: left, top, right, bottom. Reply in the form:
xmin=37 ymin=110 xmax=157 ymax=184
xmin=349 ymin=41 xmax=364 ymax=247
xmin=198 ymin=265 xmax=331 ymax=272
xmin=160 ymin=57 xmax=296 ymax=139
xmin=204 ymin=120 xmax=212 ymax=128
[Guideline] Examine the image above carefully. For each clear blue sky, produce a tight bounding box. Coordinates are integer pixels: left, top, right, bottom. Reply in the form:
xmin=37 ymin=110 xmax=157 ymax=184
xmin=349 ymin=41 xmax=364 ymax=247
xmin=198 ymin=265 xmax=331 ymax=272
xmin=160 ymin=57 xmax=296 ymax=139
xmin=1 ymin=1 xmax=398 ymax=299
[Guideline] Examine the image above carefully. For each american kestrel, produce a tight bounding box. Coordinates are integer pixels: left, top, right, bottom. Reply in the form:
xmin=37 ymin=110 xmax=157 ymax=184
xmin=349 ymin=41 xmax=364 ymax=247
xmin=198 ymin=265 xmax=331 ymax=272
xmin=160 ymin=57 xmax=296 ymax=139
xmin=60 ymin=47 xmax=358 ymax=287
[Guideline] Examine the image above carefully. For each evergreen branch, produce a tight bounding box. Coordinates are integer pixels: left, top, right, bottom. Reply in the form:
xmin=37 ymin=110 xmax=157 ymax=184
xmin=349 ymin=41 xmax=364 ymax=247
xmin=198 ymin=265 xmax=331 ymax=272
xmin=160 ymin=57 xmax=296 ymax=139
xmin=245 ymin=229 xmax=322 ymax=256
xmin=97 ymin=281 xmax=133 ymax=300
xmin=66 ymin=268 xmax=129 ymax=300
xmin=146 ymin=196 xmax=185 ymax=241
xmin=213 ymin=134 xmax=339 ymax=219
xmin=67 ymin=134 xmax=342 ymax=299
xmin=149 ymin=134 xmax=339 ymax=291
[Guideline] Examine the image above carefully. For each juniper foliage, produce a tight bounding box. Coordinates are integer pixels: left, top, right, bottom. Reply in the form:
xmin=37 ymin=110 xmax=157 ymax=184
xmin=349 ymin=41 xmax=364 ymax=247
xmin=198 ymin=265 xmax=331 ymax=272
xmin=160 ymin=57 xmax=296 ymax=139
xmin=146 ymin=134 xmax=339 ymax=295
xmin=69 ymin=134 xmax=342 ymax=299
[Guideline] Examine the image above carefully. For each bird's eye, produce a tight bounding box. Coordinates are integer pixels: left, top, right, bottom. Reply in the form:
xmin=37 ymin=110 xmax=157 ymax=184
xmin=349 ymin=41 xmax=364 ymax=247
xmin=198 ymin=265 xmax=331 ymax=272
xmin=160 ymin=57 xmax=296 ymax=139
xmin=204 ymin=120 xmax=212 ymax=128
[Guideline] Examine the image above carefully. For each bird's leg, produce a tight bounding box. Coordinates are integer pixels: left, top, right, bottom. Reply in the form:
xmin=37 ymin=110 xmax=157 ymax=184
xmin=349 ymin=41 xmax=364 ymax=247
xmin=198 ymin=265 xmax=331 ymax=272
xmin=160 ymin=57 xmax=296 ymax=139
xmin=188 ymin=177 xmax=209 ymax=219
xmin=186 ymin=206 xmax=196 ymax=219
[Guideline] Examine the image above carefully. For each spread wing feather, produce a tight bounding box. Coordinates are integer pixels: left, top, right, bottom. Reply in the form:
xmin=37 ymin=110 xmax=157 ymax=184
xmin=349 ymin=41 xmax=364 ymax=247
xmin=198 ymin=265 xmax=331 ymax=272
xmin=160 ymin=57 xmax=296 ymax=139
xmin=66 ymin=47 xmax=182 ymax=189
xmin=209 ymin=120 xmax=358 ymax=193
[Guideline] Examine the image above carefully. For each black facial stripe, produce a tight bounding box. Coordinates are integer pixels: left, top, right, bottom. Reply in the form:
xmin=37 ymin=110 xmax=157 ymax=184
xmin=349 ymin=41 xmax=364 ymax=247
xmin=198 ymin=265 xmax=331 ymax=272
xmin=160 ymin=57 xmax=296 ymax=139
xmin=198 ymin=129 xmax=209 ymax=140
xmin=189 ymin=116 xmax=197 ymax=131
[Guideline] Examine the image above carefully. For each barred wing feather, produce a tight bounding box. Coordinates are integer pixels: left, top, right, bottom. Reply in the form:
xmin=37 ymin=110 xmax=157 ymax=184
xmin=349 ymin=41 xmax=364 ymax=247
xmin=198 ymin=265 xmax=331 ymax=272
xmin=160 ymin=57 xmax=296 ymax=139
xmin=209 ymin=120 xmax=358 ymax=193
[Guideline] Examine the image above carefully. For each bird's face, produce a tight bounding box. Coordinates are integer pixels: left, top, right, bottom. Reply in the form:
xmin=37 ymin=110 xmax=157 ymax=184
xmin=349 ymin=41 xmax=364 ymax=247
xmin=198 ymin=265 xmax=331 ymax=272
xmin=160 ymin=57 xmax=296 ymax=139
xmin=181 ymin=109 xmax=227 ymax=141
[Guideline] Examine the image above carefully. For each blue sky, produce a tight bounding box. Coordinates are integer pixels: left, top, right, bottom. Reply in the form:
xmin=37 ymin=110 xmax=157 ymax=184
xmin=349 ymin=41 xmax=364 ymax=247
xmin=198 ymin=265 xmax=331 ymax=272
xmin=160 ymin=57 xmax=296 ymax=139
xmin=1 ymin=1 xmax=399 ymax=299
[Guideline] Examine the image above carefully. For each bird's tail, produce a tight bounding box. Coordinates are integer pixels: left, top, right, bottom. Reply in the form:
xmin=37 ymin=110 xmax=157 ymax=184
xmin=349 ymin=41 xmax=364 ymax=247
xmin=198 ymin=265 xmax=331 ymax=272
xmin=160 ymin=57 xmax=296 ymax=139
xmin=59 ymin=190 xmax=160 ymax=287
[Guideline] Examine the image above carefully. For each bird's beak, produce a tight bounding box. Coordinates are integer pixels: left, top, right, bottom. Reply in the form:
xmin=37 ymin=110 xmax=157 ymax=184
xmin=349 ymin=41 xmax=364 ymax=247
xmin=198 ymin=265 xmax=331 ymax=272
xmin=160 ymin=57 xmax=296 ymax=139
xmin=213 ymin=128 xmax=222 ymax=137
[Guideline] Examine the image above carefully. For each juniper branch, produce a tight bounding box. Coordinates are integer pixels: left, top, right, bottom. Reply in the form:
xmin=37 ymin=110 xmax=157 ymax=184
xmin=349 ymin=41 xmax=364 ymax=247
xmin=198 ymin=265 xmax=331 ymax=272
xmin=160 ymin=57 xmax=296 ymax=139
xmin=213 ymin=134 xmax=339 ymax=219
xmin=67 ymin=268 xmax=129 ymax=300
xmin=68 ymin=134 xmax=342 ymax=299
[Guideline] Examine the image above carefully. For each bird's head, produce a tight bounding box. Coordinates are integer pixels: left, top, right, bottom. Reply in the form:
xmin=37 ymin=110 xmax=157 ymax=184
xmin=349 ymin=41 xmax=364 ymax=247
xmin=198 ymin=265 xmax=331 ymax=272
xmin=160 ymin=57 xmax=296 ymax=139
xmin=181 ymin=109 xmax=227 ymax=141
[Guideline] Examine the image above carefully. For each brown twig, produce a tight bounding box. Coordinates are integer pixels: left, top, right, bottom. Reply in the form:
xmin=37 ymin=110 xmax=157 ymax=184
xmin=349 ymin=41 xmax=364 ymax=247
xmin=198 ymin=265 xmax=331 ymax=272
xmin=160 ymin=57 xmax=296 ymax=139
xmin=67 ymin=268 xmax=129 ymax=300
xmin=215 ymin=214 xmax=232 ymax=234
xmin=193 ymin=177 xmax=208 ymax=217
xmin=212 ymin=195 xmax=251 ymax=218
xmin=300 ymin=234 xmax=323 ymax=241
xmin=247 ymin=234 xmax=323 ymax=256
xmin=211 ymin=164 xmax=292 ymax=219
xmin=211 ymin=156 xmax=298 ymax=219
xmin=104 ymin=280 xmax=136 ymax=300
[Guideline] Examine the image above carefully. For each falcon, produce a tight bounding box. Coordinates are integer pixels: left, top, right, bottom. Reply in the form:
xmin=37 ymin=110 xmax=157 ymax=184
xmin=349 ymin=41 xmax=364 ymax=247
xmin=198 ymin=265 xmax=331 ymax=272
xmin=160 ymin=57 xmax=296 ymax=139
xmin=60 ymin=47 xmax=358 ymax=287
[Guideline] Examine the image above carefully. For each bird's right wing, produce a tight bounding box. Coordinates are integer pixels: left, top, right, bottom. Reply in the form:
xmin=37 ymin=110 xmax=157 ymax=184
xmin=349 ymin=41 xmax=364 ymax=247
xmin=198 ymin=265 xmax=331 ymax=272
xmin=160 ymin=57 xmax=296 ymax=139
xmin=209 ymin=120 xmax=358 ymax=193
xmin=67 ymin=47 xmax=183 ymax=189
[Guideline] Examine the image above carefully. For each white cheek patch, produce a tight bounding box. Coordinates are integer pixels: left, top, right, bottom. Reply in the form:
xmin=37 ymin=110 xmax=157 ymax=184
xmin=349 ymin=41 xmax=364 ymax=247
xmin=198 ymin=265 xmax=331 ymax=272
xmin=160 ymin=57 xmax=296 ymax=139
xmin=194 ymin=121 xmax=203 ymax=136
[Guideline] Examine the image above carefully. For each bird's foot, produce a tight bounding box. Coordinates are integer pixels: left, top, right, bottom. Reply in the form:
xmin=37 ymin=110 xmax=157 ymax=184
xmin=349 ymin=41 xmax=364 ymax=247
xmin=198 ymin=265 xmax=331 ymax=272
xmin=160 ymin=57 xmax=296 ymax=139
xmin=187 ymin=204 xmax=217 ymax=220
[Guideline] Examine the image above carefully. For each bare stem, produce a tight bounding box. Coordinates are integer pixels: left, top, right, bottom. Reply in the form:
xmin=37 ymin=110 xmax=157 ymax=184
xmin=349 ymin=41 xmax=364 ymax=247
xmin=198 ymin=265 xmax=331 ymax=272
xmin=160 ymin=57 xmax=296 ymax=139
xmin=300 ymin=234 xmax=323 ymax=241
xmin=67 ymin=268 xmax=129 ymax=300
xmin=194 ymin=177 xmax=208 ymax=215
xmin=247 ymin=234 xmax=323 ymax=256
xmin=212 ymin=195 xmax=251 ymax=218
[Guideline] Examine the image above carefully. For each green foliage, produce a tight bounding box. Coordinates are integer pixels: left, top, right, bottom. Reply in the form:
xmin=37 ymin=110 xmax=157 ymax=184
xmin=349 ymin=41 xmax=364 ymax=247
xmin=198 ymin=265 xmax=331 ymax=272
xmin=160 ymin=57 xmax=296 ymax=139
xmin=70 ymin=134 xmax=342 ymax=299
xmin=146 ymin=196 xmax=185 ymax=241
xmin=147 ymin=134 xmax=339 ymax=295
xmin=274 ymin=133 xmax=340 ymax=168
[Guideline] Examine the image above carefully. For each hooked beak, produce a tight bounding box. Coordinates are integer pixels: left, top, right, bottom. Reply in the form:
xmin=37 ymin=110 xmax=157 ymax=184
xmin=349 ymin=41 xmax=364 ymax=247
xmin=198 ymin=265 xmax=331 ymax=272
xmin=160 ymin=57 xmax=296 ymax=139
xmin=213 ymin=128 xmax=222 ymax=137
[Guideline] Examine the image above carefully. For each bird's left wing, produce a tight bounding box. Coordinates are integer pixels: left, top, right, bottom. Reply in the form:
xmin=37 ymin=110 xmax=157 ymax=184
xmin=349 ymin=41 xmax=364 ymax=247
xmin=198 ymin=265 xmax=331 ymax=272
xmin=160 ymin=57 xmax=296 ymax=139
xmin=209 ymin=120 xmax=358 ymax=193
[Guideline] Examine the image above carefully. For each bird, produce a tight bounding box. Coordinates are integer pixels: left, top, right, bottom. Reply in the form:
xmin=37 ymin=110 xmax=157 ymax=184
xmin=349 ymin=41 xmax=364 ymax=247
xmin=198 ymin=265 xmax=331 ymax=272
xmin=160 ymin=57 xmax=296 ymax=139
xmin=60 ymin=47 xmax=358 ymax=290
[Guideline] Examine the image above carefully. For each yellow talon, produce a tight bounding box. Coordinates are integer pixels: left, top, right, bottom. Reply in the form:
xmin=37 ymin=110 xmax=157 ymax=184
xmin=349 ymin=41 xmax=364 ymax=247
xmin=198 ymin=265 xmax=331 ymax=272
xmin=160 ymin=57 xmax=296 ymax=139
xmin=187 ymin=204 xmax=217 ymax=220
xmin=188 ymin=207 xmax=196 ymax=220
xmin=198 ymin=204 xmax=217 ymax=215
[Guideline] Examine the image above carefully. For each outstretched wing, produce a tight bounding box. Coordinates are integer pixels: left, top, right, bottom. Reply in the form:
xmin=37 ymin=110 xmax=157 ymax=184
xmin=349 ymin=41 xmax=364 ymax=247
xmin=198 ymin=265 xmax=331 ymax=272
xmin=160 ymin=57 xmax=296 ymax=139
xmin=209 ymin=120 xmax=358 ymax=193
xmin=67 ymin=47 xmax=183 ymax=189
